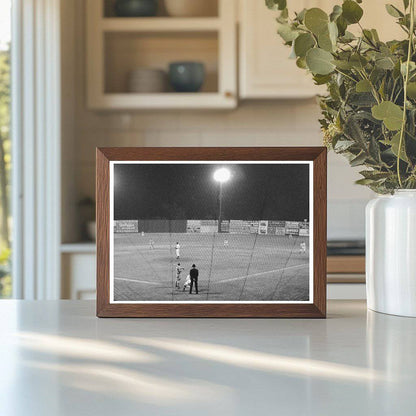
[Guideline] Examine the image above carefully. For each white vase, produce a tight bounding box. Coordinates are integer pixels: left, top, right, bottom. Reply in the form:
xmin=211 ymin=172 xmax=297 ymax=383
xmin=366 ymin=190 xmax=416 ymax=317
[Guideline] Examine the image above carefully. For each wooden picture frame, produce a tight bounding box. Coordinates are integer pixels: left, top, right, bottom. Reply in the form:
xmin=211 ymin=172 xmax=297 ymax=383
xmin=96 ymin=147 xmax=327 ymax=318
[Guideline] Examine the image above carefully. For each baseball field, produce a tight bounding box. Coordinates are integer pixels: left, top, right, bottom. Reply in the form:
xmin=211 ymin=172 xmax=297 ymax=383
xmin=113 ymin=233 xmax=310 ymax=302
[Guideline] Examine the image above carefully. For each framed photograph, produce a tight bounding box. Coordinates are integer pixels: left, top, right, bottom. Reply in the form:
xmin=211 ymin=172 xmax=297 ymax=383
xmin=96 ymin=147 xmax=327 ymax=318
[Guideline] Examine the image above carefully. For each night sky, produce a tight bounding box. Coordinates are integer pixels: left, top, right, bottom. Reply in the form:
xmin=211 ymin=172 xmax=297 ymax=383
xmin=114 ymin=163 xmax=310 ymax=221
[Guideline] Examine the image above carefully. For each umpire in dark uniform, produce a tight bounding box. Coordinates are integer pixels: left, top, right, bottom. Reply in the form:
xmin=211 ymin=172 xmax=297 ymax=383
xmin=189 ymin=264 xmax=199 ymax=294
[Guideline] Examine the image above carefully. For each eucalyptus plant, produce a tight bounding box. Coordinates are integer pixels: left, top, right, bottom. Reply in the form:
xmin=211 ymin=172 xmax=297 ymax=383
xmin=266 ymin=0 xmax=416 ymax=193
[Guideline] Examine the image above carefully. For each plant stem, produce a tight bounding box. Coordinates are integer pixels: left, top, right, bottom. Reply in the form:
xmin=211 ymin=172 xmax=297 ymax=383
xmin=358 ymin=69 xmax=380 ymax=104
xmin=397 ymin=0 xmax=415 ymax=188
xmin=334 ymin=68 xmax=357 ymax=83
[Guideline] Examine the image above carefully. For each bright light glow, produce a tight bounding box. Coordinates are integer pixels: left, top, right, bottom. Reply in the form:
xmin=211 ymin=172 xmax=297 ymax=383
xmin=120 ymin=337 xmax=388 ymax=383
xmin=15 ymin=332 xmax=159 ymax=363
xmin=213 ymin=168 xmax=231 ymax=183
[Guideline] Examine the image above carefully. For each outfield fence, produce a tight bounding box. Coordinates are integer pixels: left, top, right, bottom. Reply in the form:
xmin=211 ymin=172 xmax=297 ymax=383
xmin=114 ymin=219 xmax=309 ymax=236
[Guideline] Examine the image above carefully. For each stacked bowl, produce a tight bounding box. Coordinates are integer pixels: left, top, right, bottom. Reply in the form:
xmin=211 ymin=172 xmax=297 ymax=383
xmin=127 ymin=68 xmax=167 ymax=93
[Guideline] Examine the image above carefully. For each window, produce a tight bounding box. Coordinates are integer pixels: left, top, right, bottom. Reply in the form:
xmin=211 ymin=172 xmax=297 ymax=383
xmin=0 ymin=0 xmax=11 ymax=298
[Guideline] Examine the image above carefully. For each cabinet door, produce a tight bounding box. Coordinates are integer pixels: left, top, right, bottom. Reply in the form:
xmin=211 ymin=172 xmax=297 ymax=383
xmin=239 ymin=0 xmax=319 ymax=99
xmin=238 ymin=0 xmax=404 ymax=99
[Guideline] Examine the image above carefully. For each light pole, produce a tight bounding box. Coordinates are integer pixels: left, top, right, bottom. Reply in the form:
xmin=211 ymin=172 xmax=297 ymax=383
xmin=213 ymin=167 xmax=231 ymax=233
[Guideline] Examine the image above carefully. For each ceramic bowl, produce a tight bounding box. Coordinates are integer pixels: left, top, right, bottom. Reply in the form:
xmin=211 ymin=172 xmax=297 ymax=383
xmin=114 ymin=0 xmax=158 ymax=17
xmin=127 ymin=68 xmax=167 ymax=93
xmin=168 ymin=62 xmax=205 ymax=93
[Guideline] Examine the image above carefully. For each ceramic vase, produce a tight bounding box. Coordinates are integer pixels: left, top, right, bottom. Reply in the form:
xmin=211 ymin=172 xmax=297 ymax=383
xmin=366 ymin=190 xmax=416 ymax=317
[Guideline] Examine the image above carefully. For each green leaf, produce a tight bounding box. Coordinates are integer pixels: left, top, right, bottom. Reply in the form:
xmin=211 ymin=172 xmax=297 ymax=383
xmin=342 ymin=0 xmax=364 ymax=24
xmin=340 ymin=31 xmax=356 ymax=42
xmin=318 ymin=32 xmax=333 ymax=52
xmin=371 ymin=29 xmax=380 ymax=42
xmin=333 ymin=59 xmax=353 ymax=70
xmin=393 ymin=61 xmax=402 ymax=79
xmin=403 ymin=0 xmax=410 ymax=9
xmin=276 ymin=9 xmax=289 ymax=24
xmin=359 ymin=170 xmax=391 ymax=180
xmin=313 ymin=74 xmax=332 ymax=85
xmin=294 ymin=33 xmax=315 ymax=57
xmin=407 ymin=82 xmax=416 ymax=99
xmin=349 ymin=92 xmax=376 ymax=107
xmin=318 ymin=24 xmax=338 ymax=50
xmin=356 ymin=79 xmax=372 ymax=93
xmin=328 ymin=21 xmax=338 ymax=45
xmin=363 ymin=29 xmax=375 ymax=44
xmin=350 ymin=152 xmax=368 ymax=167
xmin=330 ymin=5 xmax=343 ymax=22
xmin=385 ymin=4 xmax=403 ymax=18
xmin=350 ymin=53 xmax=368 ymax=69
xmin=401 ymin=61 xmax=416 ymax=76
xmin=304 ymin=8 xmax=329 ymax=35
xmin=334 ymin=139 xmax=355 ymax=152
xmin=356 ymin=178 xmax=377 ymax=185
xmin=372 ymin=101 xmax=404 ymax=130
xmin=375 ymin=56 xmax=395 ymax=70
xmin=369 ymin=137 xmax=381 ymax=162
xmin=306 ymin=48 xmax=335 ymax=75
xmin=280 ymin=8 xmax=289 ymax=19
xmin=296 ymin=57 xmax=307 ymax=69
xmin=295 ymin=8 xmax=307 ymax=22
xmin=336 ymin=15 xmax=348 ymax=36
xmin=266 ymin=0 xmax=287 ymax=11
xmin=371 ymin=67 xmax=386 ymax=85
xmin=277 ymin=23 xmax=299 ymax=42
xmin=381 ymin=132 xmax=409 ymax=162
xmin=344 ymin=114 xmax=367 ymax=146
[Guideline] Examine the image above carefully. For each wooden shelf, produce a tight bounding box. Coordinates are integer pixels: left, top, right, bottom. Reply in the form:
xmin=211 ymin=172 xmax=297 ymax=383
xmin=101 ymin=17 xmax=221 ymax=32
xmin=89 ymin=92 xmax=235 ymax=110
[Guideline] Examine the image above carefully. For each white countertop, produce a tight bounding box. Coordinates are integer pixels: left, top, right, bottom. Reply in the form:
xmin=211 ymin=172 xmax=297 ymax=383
xmin=0 ymin=300 xmax=415 ymax=416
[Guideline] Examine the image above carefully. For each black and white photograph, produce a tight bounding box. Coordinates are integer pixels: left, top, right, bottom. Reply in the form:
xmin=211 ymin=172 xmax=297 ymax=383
xmin=110 ymin=161 xmax=313 ymax=303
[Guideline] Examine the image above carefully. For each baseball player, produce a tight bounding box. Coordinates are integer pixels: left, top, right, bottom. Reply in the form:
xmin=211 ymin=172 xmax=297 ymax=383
xmin=175 ymin=263 xmax=184 ymax=289
xmin=183 ymin=274 xmax=191 ymax=292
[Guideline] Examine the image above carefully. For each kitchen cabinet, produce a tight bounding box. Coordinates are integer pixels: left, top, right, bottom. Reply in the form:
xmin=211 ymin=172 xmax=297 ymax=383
xmin=238 ymin=0 xmax=404 ymax=99
xmin=86 ymin=0 xmax=237 ymax=109
xmin=239 ymin=0 xmax=322 ymax=99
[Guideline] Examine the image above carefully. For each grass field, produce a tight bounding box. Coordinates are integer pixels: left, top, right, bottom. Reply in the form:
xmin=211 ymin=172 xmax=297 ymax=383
xmin=113 ymin=233 xmax=310 ymax=302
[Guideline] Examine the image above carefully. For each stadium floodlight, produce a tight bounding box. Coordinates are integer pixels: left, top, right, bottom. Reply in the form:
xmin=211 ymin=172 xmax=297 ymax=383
xmin=213 ymin=167 xmax=231 ymax=183
xmin=213 ymin=167 xmax=231 ymax=233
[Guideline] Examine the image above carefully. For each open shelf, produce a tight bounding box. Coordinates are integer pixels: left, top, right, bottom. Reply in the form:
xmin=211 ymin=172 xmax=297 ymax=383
xmin=104 ymin=31 xmax=219 ymax=94
xmin=86 ymin=0 xmax=236 ymax=109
